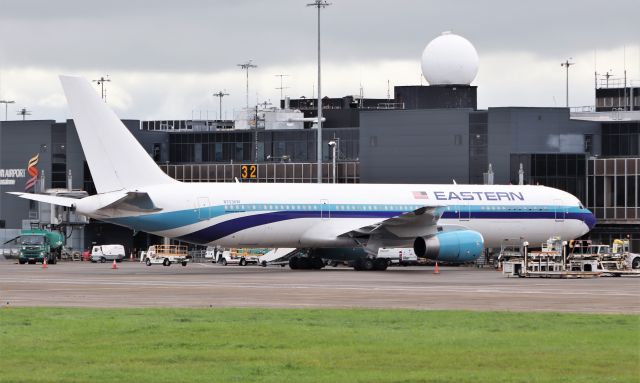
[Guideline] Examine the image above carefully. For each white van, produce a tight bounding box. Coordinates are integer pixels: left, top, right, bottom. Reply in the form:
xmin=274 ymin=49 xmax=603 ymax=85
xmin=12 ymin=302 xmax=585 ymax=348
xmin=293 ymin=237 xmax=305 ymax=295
xmin=204 ymin=246 xmax=218 ymax=263
xmin=90 ymin=244 xmax=126 ymax=263
xmin=377 ymin=248 xmax=418 ymax=266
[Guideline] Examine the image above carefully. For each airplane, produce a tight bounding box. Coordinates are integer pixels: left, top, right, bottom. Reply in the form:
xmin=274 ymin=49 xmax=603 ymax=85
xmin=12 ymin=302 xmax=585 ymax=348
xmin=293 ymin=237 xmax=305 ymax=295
xmin=9 ymin=76 xmax=596 ymax=271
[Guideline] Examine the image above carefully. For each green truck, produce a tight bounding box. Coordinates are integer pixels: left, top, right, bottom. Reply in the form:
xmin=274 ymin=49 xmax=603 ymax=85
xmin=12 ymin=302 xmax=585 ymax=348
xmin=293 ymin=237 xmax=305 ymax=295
xmin=18 ymin=228 xmax=65 ymax=265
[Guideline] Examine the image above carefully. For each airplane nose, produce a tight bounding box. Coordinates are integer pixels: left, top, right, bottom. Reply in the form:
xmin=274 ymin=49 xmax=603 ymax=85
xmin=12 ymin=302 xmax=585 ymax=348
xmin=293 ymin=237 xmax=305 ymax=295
xmin=584 ymin=209 xmax=596 ymax=231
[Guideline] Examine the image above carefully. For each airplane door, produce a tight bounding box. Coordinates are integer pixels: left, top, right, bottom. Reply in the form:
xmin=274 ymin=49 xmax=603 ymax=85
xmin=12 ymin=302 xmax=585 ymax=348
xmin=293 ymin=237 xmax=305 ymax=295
xmin=554 ymin=199 xmax=565 ymax=222
xmin=458 ymin=203 xmax=470 ymax=221
xmin=320 ymin=199 xmax=330 ymax=220
xmin=197 ymin=197 xmax=211 ymax=220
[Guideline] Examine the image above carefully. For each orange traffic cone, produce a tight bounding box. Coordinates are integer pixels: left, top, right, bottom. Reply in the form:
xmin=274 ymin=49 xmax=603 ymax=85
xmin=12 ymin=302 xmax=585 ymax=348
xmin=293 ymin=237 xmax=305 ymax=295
xmin=42 ymin=257 xmax=48 ymax=269
xmin=112 ymin=259 xmax=118 ymax=270
xmin=434 ymin=262 xmax=439 ymax=274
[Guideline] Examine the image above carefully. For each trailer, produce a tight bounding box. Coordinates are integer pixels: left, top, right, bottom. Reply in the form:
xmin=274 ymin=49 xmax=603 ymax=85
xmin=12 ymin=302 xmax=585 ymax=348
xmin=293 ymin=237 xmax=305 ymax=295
xmin=144 ymin=245 xmax=189 ymax=266
xmin=500 ymin=238 xmax=565 ymax=277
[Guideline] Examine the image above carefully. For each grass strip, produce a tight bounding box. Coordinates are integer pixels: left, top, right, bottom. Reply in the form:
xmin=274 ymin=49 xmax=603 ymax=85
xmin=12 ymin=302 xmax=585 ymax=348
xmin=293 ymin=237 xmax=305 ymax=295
xmin=1 ymin=307 xmax=638 ymax=383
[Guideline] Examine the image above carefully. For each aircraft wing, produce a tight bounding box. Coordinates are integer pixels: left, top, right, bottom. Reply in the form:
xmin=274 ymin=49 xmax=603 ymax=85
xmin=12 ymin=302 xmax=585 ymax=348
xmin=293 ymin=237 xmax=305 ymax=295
xmin=338 ymin=205 xmax=447 ymax=239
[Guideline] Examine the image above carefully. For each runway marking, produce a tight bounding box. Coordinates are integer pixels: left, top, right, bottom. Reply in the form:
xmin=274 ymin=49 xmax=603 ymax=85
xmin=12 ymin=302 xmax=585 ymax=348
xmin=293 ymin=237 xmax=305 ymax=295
xmin=1 ymin=277 xmax=637 ymax=297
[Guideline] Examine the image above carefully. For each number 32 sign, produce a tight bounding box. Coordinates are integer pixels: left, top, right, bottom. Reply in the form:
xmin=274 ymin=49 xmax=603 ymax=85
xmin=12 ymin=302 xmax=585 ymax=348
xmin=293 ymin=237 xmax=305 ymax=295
xmin=241 ymin=165 xmax=257 ymax=179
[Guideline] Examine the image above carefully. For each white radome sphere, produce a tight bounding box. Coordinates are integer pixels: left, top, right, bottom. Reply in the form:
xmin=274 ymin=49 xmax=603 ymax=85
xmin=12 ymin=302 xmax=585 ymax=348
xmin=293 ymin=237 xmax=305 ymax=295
xmin=421 ymin=31 xmax=479 ymax=85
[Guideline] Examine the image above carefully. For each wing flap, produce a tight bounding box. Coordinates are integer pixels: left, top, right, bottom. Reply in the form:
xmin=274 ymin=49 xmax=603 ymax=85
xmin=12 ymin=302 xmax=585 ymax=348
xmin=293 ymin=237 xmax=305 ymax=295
xmin=339 ymin=205 xmax=446 ymax=239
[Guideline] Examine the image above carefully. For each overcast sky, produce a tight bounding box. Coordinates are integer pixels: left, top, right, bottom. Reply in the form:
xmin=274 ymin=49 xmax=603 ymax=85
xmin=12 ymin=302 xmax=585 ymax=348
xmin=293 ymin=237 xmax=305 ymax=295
xmin=0 ymin=0 xmax=638 ymax=121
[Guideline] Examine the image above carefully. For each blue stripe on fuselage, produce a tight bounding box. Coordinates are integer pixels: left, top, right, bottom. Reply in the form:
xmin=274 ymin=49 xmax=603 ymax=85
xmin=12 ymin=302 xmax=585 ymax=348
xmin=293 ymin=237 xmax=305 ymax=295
xmin=176 ymin=210 xmax=403 ymax=244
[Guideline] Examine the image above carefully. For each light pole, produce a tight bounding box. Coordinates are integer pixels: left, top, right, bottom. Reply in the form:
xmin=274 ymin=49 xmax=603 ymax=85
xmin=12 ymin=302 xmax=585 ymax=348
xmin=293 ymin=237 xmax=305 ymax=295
xmin=328 ymin=140 xmax=336 ymax=183
xmin=0 ymin=100 xmax=15 ymax=121
xmin=561 ymin=59 xmax=574 ymax=107
xmin=238 ymin=60 xmax=257 ymax=110
xmin=307 ymin=0 xmax=330 ymax=183
xmin=213 ymin=91 xmax=229 ymax=120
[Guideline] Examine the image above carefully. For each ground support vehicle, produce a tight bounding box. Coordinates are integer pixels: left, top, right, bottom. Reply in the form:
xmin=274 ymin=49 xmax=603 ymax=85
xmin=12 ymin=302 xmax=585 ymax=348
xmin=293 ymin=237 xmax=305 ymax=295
xmin=602 ymin=239 xmax=640 ymax=272
xmin=570 ymin=239 xmax=640 ymax=276
xmin=205 ymin=246 xmax=218 ymax=262
xmin=501 ymin=238 xmax=598 ymax=278
xmin=501 ymin=238 xmax=640 ymax=278
xmin=219 ymin=248 xmax=261 ymax=266
xmin=377 ymin=248 xmax=419 ymax=266
xmin=61 ymin=247 xmax=82 ymax=261
xmin=18 ymin=228 xmax=64 ymax=265
xmin=258 ymin=248 xmax=293 ymax=267
xmin=90 ymin=244 xmax=126 ymax=263
xmin=144 ymin=245 xmax=189 ymax=266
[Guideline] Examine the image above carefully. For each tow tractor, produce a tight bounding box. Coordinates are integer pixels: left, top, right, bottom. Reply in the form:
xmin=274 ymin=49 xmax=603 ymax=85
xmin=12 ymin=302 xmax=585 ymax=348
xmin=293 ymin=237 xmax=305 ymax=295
xmin=144 ymin=245 xmax=189 ymax=266
xmin=570 ymin=239 xmax=640 ymax=275
xmin=603 ymin=239 xmax=640 ymax=271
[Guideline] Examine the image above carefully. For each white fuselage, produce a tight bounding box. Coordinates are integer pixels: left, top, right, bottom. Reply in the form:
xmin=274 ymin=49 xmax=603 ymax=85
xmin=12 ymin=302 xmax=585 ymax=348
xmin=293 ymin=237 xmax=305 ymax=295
xmin=76 ymin=182 xmax=594 ymax=249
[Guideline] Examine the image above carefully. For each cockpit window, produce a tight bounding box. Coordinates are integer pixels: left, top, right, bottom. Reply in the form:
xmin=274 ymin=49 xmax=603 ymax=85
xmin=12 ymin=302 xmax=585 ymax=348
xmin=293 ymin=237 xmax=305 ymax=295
xmin=579 ymin=203 xmax=584 ymax=209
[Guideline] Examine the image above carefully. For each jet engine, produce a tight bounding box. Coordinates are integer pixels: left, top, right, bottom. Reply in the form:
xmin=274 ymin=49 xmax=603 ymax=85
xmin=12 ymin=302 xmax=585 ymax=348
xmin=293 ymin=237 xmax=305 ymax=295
xmin=413 ymin=230 xmax=484 ymax=263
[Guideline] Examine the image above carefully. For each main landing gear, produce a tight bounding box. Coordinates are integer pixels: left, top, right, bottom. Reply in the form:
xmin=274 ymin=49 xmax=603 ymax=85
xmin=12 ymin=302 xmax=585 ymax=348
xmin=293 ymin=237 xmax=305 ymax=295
xmin=288 ymin=256 xmax=325 ymax=270
xmin=353 ymin=258 xmax=388 ymax=271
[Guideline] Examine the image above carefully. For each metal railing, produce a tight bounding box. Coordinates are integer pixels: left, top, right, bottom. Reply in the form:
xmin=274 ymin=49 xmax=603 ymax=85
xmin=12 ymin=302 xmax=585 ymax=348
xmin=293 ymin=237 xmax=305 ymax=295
xmin=159 ymin=162 xmax=360 ymax=184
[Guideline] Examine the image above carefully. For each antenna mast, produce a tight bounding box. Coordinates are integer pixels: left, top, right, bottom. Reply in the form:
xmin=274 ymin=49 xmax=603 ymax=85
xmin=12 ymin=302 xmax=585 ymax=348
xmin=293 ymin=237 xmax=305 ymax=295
xmin=274 ymin=74 xmax=289 ymax=106
xmin=17 ymin=107 xmax=32 ymax=121
xmin=92 ymin=75 xmax=111 ymax=102
xmin=387 ymin=79 xmax=391 ymax=102
xmin=238 ymin=60 xmax=257 ymax=109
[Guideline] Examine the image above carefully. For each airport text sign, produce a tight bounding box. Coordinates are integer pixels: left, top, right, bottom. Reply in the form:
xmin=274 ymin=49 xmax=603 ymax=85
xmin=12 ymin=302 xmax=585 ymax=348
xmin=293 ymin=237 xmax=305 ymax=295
xmin=0 ymin=168 xmax=26 ymax=186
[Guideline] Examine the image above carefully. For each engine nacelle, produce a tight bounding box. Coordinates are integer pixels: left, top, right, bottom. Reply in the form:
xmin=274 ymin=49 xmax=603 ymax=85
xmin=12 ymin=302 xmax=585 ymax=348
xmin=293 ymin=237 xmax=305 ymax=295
xmin=413 ymin=230 xmax=484 ymax=263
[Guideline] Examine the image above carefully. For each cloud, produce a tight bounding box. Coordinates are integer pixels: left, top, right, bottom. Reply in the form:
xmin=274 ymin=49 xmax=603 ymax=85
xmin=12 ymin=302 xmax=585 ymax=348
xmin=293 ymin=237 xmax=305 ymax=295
xmin=0 ymin=0 xmax=638 ymax=121
xmin=1 ymin=0 xmax=638 ymax=72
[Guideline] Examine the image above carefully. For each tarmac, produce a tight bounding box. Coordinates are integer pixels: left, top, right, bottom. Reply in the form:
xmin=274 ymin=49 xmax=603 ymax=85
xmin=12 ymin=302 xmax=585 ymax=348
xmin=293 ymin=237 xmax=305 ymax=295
xmin=1 ymin=259 xmax=639 ymax=313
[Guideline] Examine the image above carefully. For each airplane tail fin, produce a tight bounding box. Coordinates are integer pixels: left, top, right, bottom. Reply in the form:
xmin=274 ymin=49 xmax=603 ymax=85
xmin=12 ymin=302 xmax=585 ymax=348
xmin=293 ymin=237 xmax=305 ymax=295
xmin=59 ymin=76 xmax=175 ymax=193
